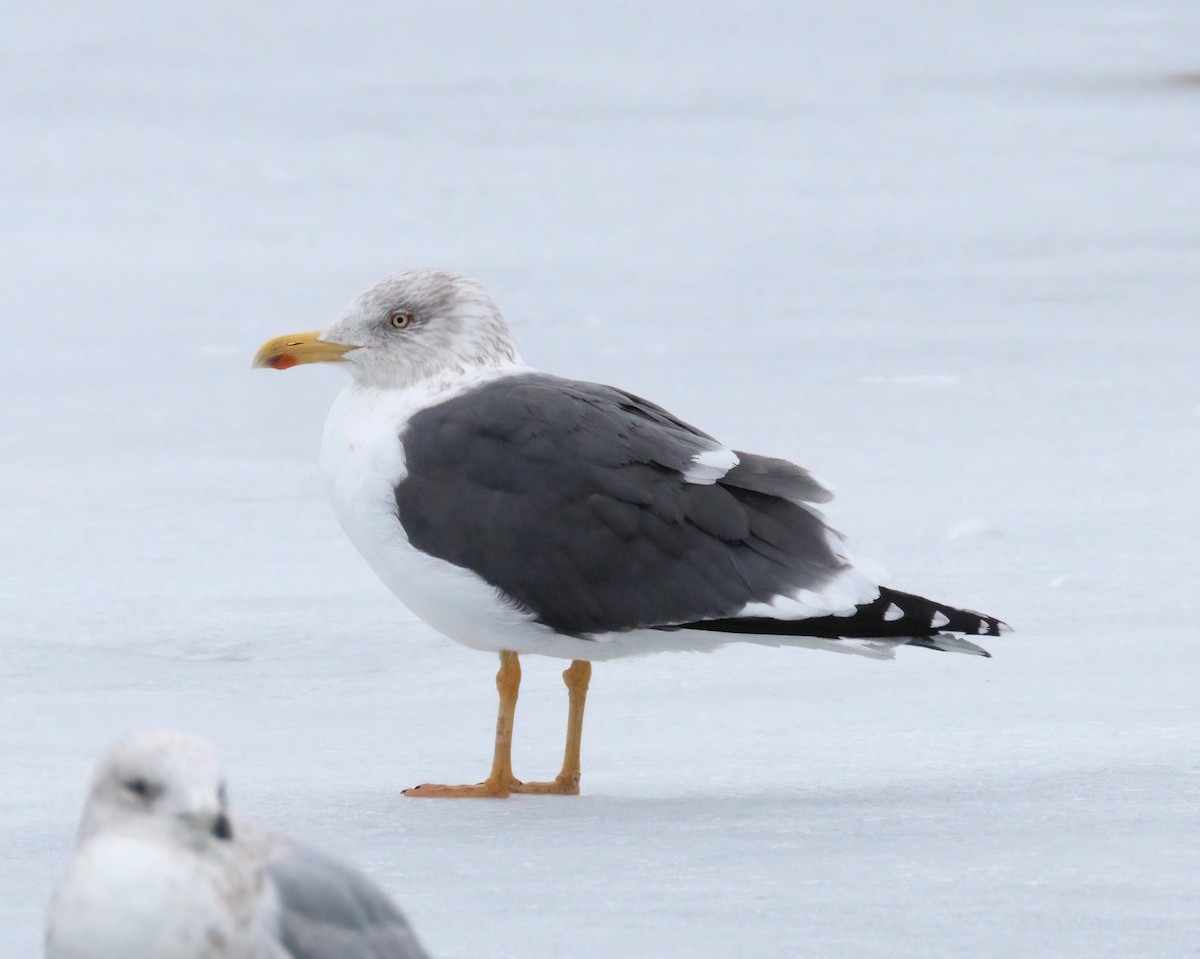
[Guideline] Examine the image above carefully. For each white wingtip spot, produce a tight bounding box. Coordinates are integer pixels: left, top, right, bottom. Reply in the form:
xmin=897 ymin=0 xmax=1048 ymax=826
xmin=683 ymin=448 xmax=740 ymax=485
xmin=883 ymin=603 xmax=903 ymax=622
xmin=931 ymin=611 xmax=950 ymax=628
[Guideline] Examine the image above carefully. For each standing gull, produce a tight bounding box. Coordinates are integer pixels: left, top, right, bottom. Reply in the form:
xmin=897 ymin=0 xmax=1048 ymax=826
xmin=46 ymin=731 xmax=429 ymax=959
xmin=253 ymin=270 xmax=1007 ymax=798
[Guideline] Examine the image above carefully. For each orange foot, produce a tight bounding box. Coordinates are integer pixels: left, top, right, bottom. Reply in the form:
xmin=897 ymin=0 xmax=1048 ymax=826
xmin=403 ymin=775 xmax=580 ymax=798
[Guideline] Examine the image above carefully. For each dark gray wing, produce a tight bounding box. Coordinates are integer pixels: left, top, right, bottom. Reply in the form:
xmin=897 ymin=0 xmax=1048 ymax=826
xmin=395 ymin=373 xmax=850 ymax=636
xmin=265 ymin=840 xmax=429 ymax=959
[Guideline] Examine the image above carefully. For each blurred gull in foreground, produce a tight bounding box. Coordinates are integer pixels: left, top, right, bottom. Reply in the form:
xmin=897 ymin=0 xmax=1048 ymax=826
xmin=46 ymin=731 xmax=429 ymax=959
xmin=254 ymin=270 xmax=1007 ymax=798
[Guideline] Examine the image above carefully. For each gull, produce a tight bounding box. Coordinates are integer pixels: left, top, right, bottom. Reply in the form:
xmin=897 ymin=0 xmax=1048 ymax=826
xmin=46 ymin=731 xmax=429 ymax=958
xmin=253 ymin=270 xmax=1006 ymax=798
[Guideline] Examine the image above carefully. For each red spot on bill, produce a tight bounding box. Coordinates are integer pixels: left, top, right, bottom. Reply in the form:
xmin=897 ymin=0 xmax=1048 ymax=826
xmin=269 ymin=354 xmax=298 ymax=370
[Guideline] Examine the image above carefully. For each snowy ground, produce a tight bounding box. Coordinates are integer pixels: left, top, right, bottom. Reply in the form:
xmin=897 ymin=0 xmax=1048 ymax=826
xmin=3 ymin=2 xmax=1199 ymax=956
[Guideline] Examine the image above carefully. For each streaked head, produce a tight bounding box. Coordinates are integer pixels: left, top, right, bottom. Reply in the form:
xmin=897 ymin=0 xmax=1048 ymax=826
xmin=253 ymin=269 xmax=522 ymax=389
xmin=78 ymin=732 xmax=233 ymax=846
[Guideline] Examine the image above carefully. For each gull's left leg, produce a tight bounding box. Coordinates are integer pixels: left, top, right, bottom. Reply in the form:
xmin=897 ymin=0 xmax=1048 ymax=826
xmin=511 ymin=659 xmax=592 ymax=795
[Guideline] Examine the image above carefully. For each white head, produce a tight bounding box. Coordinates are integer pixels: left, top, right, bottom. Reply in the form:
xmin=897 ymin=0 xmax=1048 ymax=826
xmin=77 ymin=732 xmax=233 ymax=847
xmin=253 ymin=269 xmax=522 ymax=390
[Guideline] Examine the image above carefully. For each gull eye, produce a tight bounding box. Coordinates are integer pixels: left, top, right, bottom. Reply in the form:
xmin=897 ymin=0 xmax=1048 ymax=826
xmin=123 ymin=778 xmax=156 ymax=799
xmin=387 ymin=310 xmax=414 ymax=330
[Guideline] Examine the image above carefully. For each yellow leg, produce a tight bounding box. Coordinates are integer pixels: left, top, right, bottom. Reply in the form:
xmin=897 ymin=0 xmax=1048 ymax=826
xmin=512 ymin=659 xmax=592 ymax=795
xmin=403 ymin=654 xmax=593 ymax=799
xmin=404 ymin=650 xmax=522 ymax=798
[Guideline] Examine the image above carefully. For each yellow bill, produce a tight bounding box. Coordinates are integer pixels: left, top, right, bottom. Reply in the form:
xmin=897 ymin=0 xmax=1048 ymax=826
xmin=252 ymin=331 xmax=356 ymax=370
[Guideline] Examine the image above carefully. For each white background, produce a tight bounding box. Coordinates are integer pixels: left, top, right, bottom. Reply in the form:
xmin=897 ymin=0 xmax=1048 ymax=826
xmin=2 ymin=2 xmax=1198 ymax=956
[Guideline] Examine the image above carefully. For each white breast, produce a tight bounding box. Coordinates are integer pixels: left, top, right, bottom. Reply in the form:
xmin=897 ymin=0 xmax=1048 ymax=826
xmin=320 ymin=374 xmax=571 ymax=658
xmin=46 ymin=834 xmax=262 ymax=959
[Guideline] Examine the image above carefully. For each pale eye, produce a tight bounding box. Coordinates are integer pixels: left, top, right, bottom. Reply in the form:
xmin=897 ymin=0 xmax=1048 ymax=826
xmin=387 ymin=310 xmax=414 ymax=330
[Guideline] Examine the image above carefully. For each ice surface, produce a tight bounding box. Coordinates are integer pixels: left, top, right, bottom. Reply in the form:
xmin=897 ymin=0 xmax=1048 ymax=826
xmin=2 ymin=2 xmax=1198 ymax=957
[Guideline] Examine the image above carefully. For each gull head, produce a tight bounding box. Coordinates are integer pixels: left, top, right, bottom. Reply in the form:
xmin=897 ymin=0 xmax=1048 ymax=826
xmin=78 ymin=731 xmax=234 ymax=847
xmin=253 ymin=269 xmax=522 ymax=390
